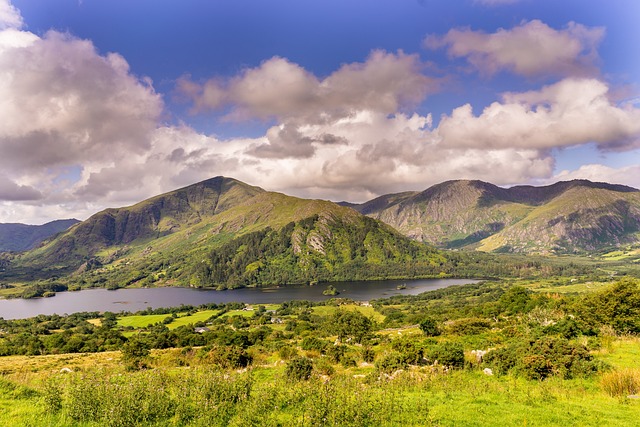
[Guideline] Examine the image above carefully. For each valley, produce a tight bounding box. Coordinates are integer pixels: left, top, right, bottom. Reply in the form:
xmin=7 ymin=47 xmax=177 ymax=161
xmin=0 ymin=176 xmax=639 ymax=426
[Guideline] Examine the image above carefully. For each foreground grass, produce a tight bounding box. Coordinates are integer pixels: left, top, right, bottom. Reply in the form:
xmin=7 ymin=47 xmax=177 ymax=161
xmin=0 ymin=339 xmax=639 ymax=427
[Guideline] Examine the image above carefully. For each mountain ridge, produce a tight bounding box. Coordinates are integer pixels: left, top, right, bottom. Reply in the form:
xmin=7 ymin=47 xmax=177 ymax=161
xmin=348 ymin=179 xmax=640 ymax=253
xmin=0 ymin=219 xmax=79 ymax=252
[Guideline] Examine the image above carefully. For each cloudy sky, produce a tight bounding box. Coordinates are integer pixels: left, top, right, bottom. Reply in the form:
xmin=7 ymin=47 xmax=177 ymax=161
xmin=1 ymin=0 xmax=639 ymax=224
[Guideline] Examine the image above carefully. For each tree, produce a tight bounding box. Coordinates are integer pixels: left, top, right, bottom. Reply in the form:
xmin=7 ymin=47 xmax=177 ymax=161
xmin=331 ymin=309 xmax=373 ymax=344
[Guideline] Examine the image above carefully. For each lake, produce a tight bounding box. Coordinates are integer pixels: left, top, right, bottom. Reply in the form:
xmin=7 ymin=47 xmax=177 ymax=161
xmin=0 ymin=278 xmax=478 ymax=320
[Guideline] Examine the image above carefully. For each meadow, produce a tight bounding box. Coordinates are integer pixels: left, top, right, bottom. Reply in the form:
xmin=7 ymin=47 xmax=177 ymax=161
xmin=0 ymin=278 xmax=638 ymax=426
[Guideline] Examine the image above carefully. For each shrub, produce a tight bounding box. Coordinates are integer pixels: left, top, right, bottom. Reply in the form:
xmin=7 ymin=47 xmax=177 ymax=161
xmin=207 ymin=345 xmax=252 ymax=369
xmin=315 ymin=358 xmax=336 ymax=376
xmin=331 ymin=309 xmax=373 ymax=343
xmin=361 ymin=346 xmax=375 ymax=363
xmin=498 ymin=286 xmax=534 ymax=315
xmin=428 ymin=342 xmax=464 ymax=369
xmin=484 ymin=336 xmax=601 ymax=380
xmin=286 ymin=356 xmax=314 ymax=381
xmin=577 ymin=279 xmax=640 ymax=334
xmin=341 ymin=355 xmax=357 ymax=368
xmin=375 ymin=351 xmax=408 ymax=374
xmin=446 ymin=317 xmax=492 ymax=335
xmin=278 ymin=344 xmax=298 ymax=360
xmin=326 ymin=344 xmax=348 ymax=364
xmin=121 ymin=336 xmax=150 ymax=371
xmin=391 ymin=337 xmax=424 ymax=365
xmin=301 ymin=337 xmax=328 ymax=353
xmin=419 ymin=317 xmax=441 ymax=337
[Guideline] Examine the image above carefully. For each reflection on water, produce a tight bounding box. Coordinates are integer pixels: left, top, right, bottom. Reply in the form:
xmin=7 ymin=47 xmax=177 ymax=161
xmin=0 ymin=278 xmax=478 ymax=320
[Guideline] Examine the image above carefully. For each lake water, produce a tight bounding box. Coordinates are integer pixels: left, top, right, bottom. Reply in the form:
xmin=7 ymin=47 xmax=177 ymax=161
xmin=0 ymin=278 xmax=478 ymax=320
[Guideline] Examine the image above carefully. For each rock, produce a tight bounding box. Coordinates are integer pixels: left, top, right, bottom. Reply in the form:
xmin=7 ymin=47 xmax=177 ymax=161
xmin=483 ymin=368 xmax=493 ymax=376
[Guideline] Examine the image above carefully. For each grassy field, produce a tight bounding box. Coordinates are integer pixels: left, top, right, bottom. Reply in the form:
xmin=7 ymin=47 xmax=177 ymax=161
xmin=1 ymin=279 xmax=639 ymax=425
xmin=117 ymin=310 xmax=219 ymax=329
xmin=0 ymin=339 xmax=638 ymax=426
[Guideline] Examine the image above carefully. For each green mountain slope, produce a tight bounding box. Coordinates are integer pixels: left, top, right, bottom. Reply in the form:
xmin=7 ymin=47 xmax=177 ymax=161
xmin=3 ymin=177 xmax=457 ymax=289
xmin=17 ymin=177 xmax=264 ymax=270
xmin=352 ymin=180 xmax=640 ymax=254
xmin=0 ymin=219 xmax=79 ymax=252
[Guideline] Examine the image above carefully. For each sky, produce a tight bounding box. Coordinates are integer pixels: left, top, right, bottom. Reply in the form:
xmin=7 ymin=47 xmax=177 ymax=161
xmin=1 ymin=0 xmax=639 ymax=224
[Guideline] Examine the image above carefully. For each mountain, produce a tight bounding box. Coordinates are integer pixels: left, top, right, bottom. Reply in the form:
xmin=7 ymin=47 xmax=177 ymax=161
xmin=0 ymin=219 xmax=79 ymax=252
xmin=350 ymin=179 xmax=640 ymax=254
xmin=6 ymin=177 xmax=455 ymax=287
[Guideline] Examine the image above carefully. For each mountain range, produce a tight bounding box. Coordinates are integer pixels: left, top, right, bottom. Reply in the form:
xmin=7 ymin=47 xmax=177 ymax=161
xmin=2 ymin=176 xmax=638 ymax=291
xmin=347 ymin=179 xmax=640 ymax=254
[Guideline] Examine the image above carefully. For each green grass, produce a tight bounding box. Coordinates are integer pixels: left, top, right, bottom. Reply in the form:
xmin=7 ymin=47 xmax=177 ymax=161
xmin=0 ymin=335 xmax=639 ymax=426
xmin=595 ymin=337 xmax=640 ymax=369
xmin=530 ymin=281 xmax=613 ymax=294
xmin=117 ymin=309 xmax=219 ymax=329
xmin=311 ymin=304 xmax=386 ymax=323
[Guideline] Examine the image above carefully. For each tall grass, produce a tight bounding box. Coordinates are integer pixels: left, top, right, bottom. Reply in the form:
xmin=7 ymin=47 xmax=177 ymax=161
xmin=600 ymin=369 xmax=640 ymax=397
xmin=39 ymin=367 xmax=431 ymax=426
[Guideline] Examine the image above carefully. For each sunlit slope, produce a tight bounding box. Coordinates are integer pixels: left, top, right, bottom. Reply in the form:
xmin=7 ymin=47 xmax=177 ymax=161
xmin=353 ymin=179 xmax=640 ymax=253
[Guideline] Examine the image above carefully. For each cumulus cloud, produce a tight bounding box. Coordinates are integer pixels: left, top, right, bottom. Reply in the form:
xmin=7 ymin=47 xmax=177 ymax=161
xmin=425 ymin=20 xmax=604 ymax=77
xmin=436 ymin=78 xmax=640 ymax=150
xmin=0 ymin=0 xmax=22 ymax=30
xmin=0 ymin=175 xmax=42 ymax=201
xmin=1 ymin=3 xmax=638 ymax=225
xmin=553 ymin=164 xmax=640 ymax=190
xmin=0 ymin=31 xmax=162 ymax=173
xmin=178 ymin=50 xmax=438 ymax=122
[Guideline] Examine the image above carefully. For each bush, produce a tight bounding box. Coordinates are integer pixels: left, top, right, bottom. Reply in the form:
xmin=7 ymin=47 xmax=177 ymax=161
xmin=484 ymin=336 xmax=601 ymax=380
xmin=447 ymin=317 xmax=492 ymax=335
xmin=121 ymin=336 xmax=150 ymax=371
xmin=391 ymin=337 xmax=424 ymax=365
xmin=331 ymin=309 xmax=373 ymax=344
xmin=278 ymin=344 xmax=298 ymax=360
xmin=361 ymin=346 xmax=375 ymax=363
xmin=419 ymin=317 xmax=441 ymax=337
xmin=301 ymin=337 xmax=328 ymax=353
xmin=286 ymin=356 xmax=314 ymax=381
xmin=428 ymin=342 xmax=464 ymax=369
xmin=207 ymin=345 xmax=252 ymax=369
xmin=326 ymin=344 xmax=348 ymax=363
xmin=375 ymin=351 xmax=408 ymax=374
xmin=577 ymin=279 xmax=640 ymax=334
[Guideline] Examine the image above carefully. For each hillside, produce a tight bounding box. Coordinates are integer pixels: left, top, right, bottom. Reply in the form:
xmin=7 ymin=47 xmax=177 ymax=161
xmin=4 ymin=177 xmax=464 ymax=289
xmin=351 ymin=180 xmax=640 ymax=254
xmin=0 ymin=219 xmax=79 ymax=252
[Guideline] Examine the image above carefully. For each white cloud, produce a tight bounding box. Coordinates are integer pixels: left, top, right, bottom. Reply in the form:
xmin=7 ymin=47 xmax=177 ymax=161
xmin=553 ymin=164 xmax=640 ymax=189
xmin=0 ymin=30 xmax=162 ymax=175
xmin=0 ymin=174 xmax=42 ymax=201
xmin=436 ymin=78 xmax=640 ymax=150
xmin=0 ymin=5 xmax=637 ymax=225
xmin=179 ymin=50 xmax=438 ymax=123
xmin=425 ymin=20 xmax=604 ymax=77
xmin=0 ymin=0 xmax=22 ymax=30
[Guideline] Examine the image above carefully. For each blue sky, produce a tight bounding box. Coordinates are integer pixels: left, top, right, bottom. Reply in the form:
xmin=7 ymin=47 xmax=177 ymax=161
xmin=1 ymin=0 xmax=639 ymax=223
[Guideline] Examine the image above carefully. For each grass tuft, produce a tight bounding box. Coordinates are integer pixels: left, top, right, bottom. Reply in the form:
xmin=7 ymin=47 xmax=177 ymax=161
xmin=600 ymin=369 xmax=640 ymax=397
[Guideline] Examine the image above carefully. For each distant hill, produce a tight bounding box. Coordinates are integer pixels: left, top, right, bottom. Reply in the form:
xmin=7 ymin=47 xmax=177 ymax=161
xmin=349 ymin=180 xmax=640 ymax=254
xmin=0 ymin=219 xmax=79 ymax=252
